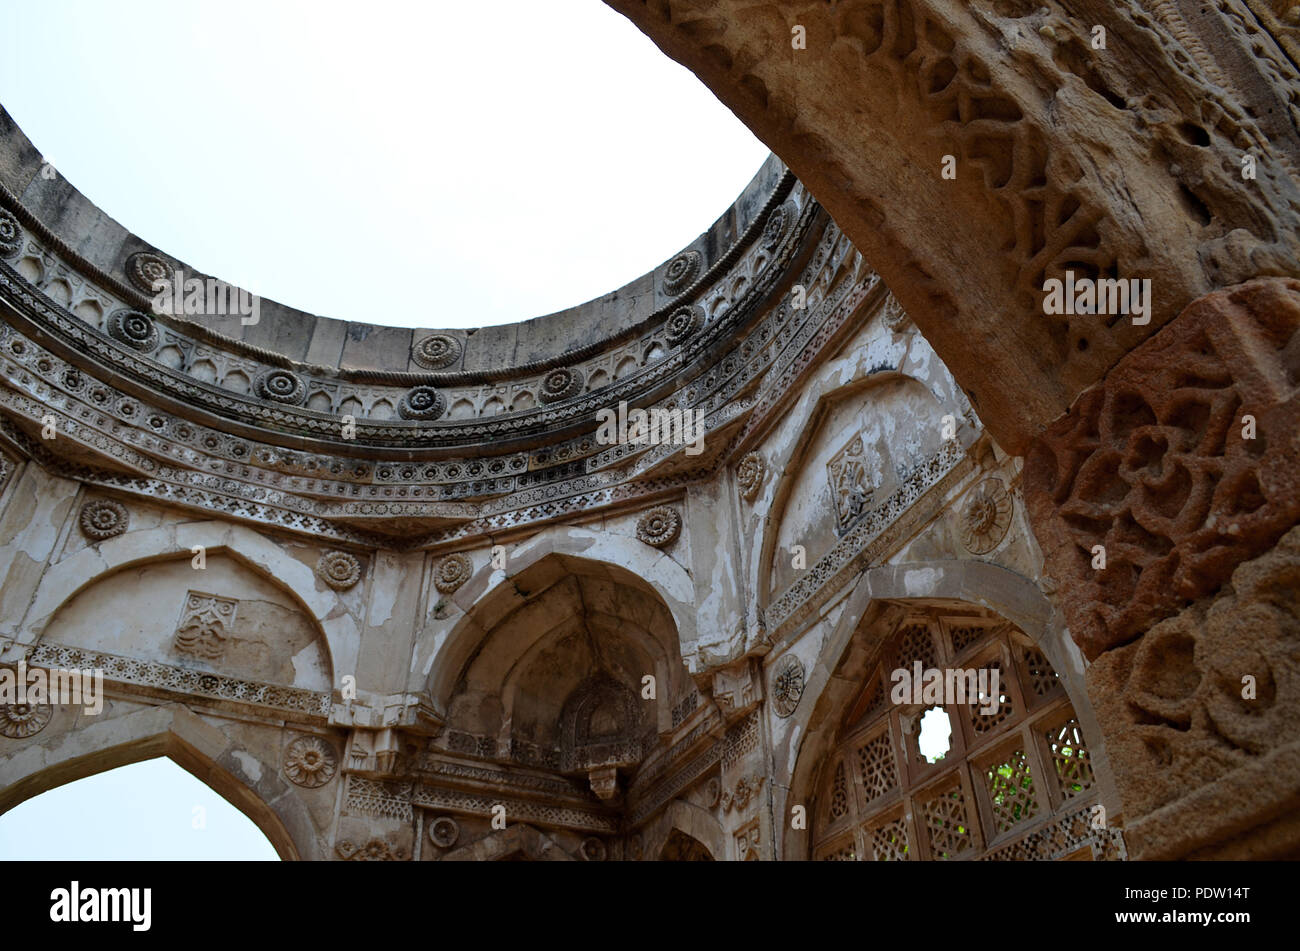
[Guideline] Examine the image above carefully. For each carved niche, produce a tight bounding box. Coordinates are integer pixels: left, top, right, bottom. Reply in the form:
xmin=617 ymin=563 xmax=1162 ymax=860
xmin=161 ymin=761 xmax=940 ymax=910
xmin=559 ymin=672 xmax=646 ymax=785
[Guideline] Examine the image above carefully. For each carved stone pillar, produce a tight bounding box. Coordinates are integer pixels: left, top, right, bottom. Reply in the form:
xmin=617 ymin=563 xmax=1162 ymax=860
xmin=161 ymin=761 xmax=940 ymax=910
xmin=1025 ymin=277 xmax=1300 ymax=858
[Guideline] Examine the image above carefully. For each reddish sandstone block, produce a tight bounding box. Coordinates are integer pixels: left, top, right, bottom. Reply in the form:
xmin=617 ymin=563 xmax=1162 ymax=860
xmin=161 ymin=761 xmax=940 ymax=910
xmin=1025 ymin=278 xmax=1300 ymax=659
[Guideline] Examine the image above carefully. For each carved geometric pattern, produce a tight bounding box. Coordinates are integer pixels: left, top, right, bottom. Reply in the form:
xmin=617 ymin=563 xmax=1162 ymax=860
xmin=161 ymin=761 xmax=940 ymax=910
xmin=815 ymin=609 xmax=1112 ymax=862
xmin=864 ymin=815 xmax=910 ymax=861
xmin=761 ymin=202 xmax=792 ymax=250
xmin=1046 ymin=718 xmax=1094 ymax=801
xmin=828 ymin=761 xmax=850 ymax=822
xmin=820 ymin=839 xmax=856 ymax=861
xmin=428 ymin=816 xmax=460 ymax=848
xmin=722 ymin=711 xmax=759 ymax=769
xmin=1021 ymin=646 xmax=1060 ymax=698
xmin=854 ymin=731 xmax=897 ymax=804
xmin=976 ymin=800 xmax=1127 ymax=862
xmin=172 ymin=591 xmax=237 ymax=661
xmin=254 ymin=369 xmax=306 ymax=405
xmin=984 ymin=748 xmax=1040 ymax=835
xmin=1088 ymin=523 xmax=1300 ymax=823
xmin=27 ymin=642 xmax=331 ymax=717
xmin=664 ymin=304 xmax=704 ymax=346
xmin=895 ymin=622 xmax=939 ymax=673
xmin=918 ymin=778 xmax=972 ymax=859
xmin=969 ymin=660 xmax=1012 ymax=736
xmin=948 ymin=624 xmax=985 ymax=658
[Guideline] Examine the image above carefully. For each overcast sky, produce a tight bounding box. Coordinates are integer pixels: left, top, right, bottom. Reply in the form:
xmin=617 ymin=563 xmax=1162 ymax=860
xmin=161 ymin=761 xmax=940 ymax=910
xmin=0 ymin=0 xmax=768 ymax=860
xmin=0 ymin=0 xmax=770 ymax=330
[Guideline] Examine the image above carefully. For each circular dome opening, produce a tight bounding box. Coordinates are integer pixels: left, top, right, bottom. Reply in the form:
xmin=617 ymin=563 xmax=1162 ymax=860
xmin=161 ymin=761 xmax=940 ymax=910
xmin=0 ymin=0 xmax=769 ymax=329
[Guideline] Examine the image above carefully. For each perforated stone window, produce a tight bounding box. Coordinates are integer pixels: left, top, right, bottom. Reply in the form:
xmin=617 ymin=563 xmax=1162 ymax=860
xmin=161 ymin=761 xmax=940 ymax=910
xmin=813 ymin=609 xmax=1111 ymax=861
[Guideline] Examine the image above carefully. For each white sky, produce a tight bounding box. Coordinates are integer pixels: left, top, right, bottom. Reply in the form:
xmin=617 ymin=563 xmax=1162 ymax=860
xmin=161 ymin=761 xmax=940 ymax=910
xmin=0 ymin=0 xmax=770 ymax=329
xmin=0 ymin=0 xmax=768 ymax=860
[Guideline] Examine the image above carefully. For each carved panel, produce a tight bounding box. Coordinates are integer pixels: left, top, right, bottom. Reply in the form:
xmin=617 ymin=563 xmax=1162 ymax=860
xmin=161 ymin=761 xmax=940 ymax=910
xmin=826 ymin=433 xmax=875 ymax=533
xmin=172 ymin=591 xmax=238 ymax=661
xmin=1026 ymin=279 xmax=1300 ymax=658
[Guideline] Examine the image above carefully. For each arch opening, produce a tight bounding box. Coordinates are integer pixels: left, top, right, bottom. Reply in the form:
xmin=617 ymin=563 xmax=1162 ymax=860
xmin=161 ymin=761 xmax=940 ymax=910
xmin=0 ymin=757 xmax=278 ymax=860
xmin=792 ymin=599 xmax=1120 ymax=862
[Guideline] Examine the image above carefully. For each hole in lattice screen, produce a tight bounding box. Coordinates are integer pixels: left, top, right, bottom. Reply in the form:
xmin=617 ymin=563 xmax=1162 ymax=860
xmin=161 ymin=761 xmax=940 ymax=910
xmin=917 ymin=706 xmax=952 ymax=764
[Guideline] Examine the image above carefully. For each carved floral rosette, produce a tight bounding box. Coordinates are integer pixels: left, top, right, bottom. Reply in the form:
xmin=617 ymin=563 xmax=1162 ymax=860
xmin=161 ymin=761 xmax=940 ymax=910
xmin=0 ymin=701 xmax=53 ymax=738
xmin=125 ymin=251 xmax=171 ymax=294
xmin=762 ymin=201 xmax=794 ymax=250
xmin=398 ymin=385 xmax=446 ymax=421
xmin=959 ymin=478 xmax=1012 ymax=555
xmin=412 ymin=334 xmax=462 ymax=370
xmin=665 ymin=305 xmax=703 ymax=347
xmin=282 ymin=733 xmax=338 ymax=788
xmin=434 ymin=552 xmax=473 ymax=594
xmin=317 ymin=550 xmax=362 ymax=591
xmin=661 ymin=250 xmax=701 ymax=296
xmin=0 ymin=208 xmax=23 ymax=258
xmin=636 ymin=506 xmax=681 ymax=547
xmin=580 ymin=837 xmax=608 ymax=861
xmin=771 ymin=653 xmax=806 ymax=718
xmin=736 ymin=451 xmax=766 ymax=502
xmin=429 ymin=816 xmax=460 ymax=848
xmin=107 ymin=309 xmax=159 ymax=352
xmin=538 ymin=367 xmax=584 ymax=404
xmin=79 ymin=498 xmax=128 ymax=540
xmin=255 ymin=369 xmax=306 ymax=406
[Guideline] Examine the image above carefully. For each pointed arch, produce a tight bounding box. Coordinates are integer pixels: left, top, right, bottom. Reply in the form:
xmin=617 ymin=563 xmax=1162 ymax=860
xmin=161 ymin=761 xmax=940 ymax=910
xmin=0 ymin=702 xmax=320 ymax=859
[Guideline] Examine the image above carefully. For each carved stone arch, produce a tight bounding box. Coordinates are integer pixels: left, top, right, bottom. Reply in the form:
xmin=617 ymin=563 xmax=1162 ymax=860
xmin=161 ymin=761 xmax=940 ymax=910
xmin=496 ymin=600 xmax=673 ymax=745
xmin=0 ymin=703 xmax=320 ymax=860
xmin=774 ymin=558 xmax=1118 ymax=860
xmin=605 ymin=0 xmax=1300 ymax=453
xmin=641 ymin=798 xmax=726 ymax=861
xmin=20 ymin=521 xmax=357 ymax=682
xmin=428 ymin=525 xmax=696 ymax=714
